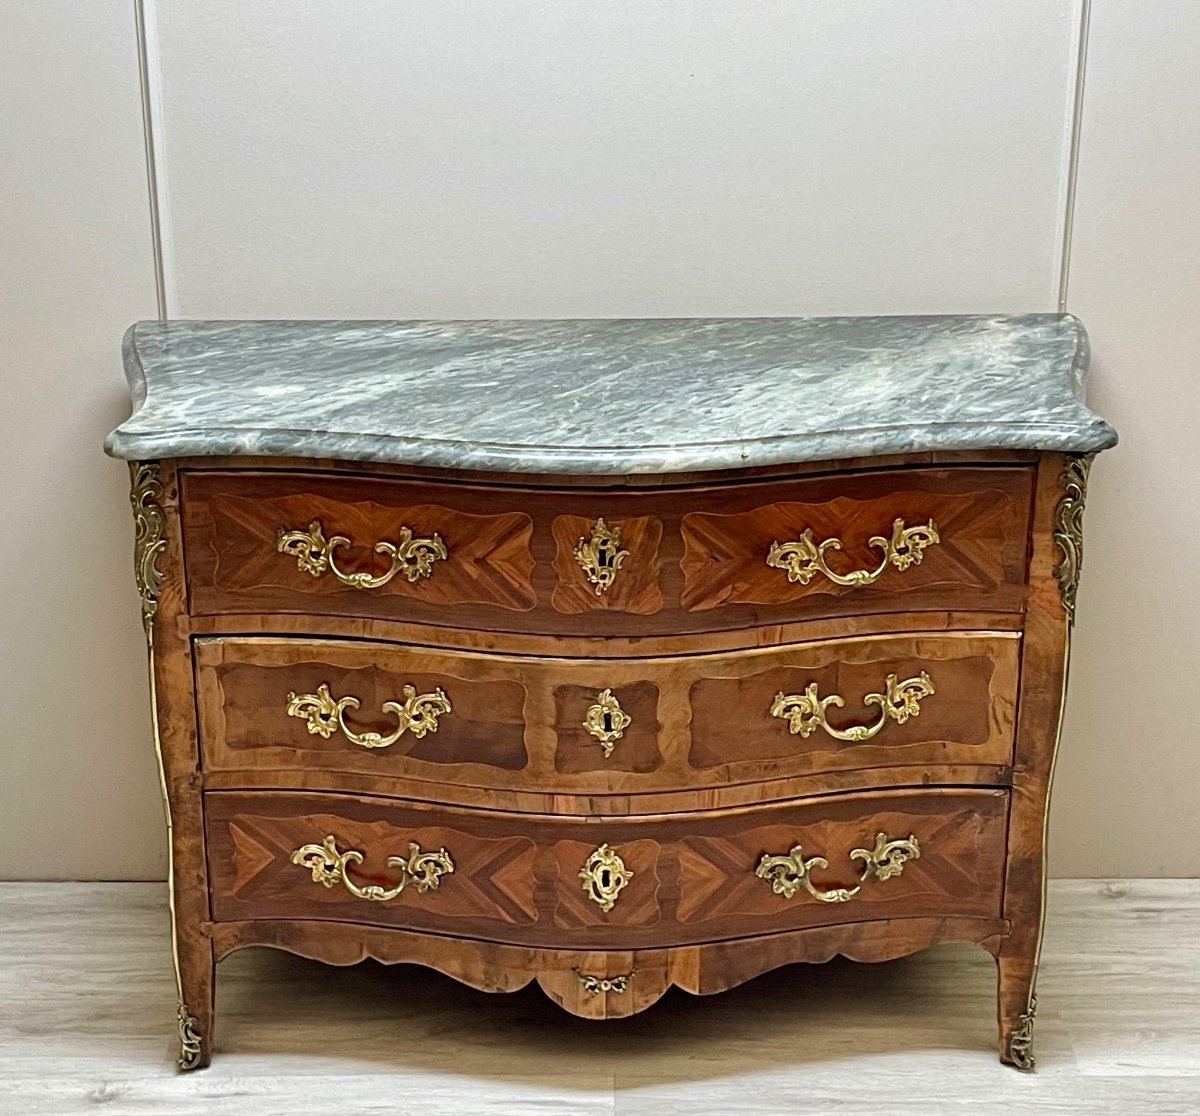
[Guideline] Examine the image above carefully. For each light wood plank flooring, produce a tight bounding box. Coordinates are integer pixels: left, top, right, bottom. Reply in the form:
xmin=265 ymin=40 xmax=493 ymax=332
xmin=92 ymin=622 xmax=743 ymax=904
xmin=1 ymin=880 xmax=1197 ymax=1115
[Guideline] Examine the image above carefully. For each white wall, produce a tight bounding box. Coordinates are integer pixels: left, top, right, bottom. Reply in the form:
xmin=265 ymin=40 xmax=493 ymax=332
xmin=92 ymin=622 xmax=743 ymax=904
xmin=1051 ymin=2 xmax=1200 ymax=877
xmin=152 ymin=1 xmax=1077 ymax=319
xmin=0 ymin=2 xmax=164 ymax=879
xmin=0 ymin=1 xmax=1195 ymax=878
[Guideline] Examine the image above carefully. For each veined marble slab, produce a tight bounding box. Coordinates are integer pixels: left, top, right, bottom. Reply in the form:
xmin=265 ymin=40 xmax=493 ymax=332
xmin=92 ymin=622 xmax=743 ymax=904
xmin=104 ymin=316 xmax=1116 ymax=474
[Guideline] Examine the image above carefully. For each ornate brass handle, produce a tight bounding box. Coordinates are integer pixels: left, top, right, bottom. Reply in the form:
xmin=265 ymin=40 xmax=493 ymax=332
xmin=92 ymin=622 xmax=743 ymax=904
xmin=757 ymin=832 xmax=920 ymax=903
xmin=277 ymin=519 xmax=447 ymax=589
xmin=770 ymin=671 xmax=933 ymax=742
xmin=286 ymin=682 xmax=452 ymax=749
xmin=574 ymin=518 xmax=629 ymax=595
xmin=766 ymin=517 xmax=939 ymax=587
xmin=582 ymin=689 xmax=631 ymax=758
xmin=292 ymin=834 xmax=454 ymax=901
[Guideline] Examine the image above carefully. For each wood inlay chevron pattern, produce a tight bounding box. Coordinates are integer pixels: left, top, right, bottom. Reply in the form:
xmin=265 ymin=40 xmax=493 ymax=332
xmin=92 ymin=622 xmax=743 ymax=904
xmin=183 ymin=472 xmax=537 ymax=619
xmin=677 ymin=807 xmax=1003 ymax=924
xmin=216 ymin=809 xmax=540 ymax=927
xmin=180 ymin=463 xmax=1034 ymax=639
xmin=207 ymin=788 xmax=1006 ymax=950
xmin=550 ymin=513 xmax=665 ymax=616
xmin=680 ymin=467 xmax=1032 ymax=616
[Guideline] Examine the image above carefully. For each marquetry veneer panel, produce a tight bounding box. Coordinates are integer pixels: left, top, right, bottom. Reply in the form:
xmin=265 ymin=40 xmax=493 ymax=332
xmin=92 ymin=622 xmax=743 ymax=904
xmin=181 ymin=465 xmax=1033 ymax=637
xmin=205 ymin=787 xmax=1009 ymax=949
xmin=194 ymin=631 xmax=1018 ymax=797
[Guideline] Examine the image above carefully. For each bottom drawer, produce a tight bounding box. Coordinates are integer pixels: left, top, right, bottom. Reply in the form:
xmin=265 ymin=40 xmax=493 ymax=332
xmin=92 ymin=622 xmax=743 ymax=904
xmin=205 ymin=787 xmax=1008 ymax=949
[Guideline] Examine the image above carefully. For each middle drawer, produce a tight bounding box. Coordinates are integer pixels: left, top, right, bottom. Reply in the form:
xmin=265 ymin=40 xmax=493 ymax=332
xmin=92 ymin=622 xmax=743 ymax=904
xmin=195 ymin=632 xmax=1018 ymax=797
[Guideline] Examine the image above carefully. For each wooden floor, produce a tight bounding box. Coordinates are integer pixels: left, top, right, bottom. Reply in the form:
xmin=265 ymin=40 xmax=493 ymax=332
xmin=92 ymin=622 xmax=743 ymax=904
xmin=1 ymin=881 xmax=1197 ymax=1115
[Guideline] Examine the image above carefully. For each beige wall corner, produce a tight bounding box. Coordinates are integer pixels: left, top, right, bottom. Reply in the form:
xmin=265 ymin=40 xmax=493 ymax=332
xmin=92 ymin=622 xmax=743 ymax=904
xmin=0 ymin=2 xmax=164 ymax=879
xmin=1053 ymin=2 xmax=1200 ymax=876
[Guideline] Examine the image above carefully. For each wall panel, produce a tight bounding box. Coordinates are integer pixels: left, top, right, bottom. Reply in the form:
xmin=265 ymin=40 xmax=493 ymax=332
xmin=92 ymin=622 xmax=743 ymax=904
xmin=0 ymin=2 xmax=163 ymax=878
xmin=151 ymin=1 xmax=1077 ymax=319
xmin=1054 ymin=0 xmax=1200 ymax=876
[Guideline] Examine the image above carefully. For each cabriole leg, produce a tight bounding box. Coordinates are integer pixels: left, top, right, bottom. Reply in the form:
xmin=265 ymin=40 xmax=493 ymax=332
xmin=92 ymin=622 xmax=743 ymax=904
xmin=997 ymin=950 xmax=1037 ymax=1070
xmin=129 ymin=461 xmax=214 ymax=1069
xmin=175 ymin=933 xmax=215 ymax=1070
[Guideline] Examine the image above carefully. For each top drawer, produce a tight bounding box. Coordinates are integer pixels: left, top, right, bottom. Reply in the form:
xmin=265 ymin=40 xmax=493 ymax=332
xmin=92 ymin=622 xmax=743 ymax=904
xmin=180 ymin=465 xmax=1034 ymax=636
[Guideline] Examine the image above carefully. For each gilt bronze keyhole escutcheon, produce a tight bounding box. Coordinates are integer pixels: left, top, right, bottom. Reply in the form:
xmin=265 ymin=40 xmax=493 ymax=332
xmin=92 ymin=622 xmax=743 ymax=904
xmin=579 ymin=843 xmax=633 ymax=912
xmin=574 ymin=518 xmax=629 ymax=595
xmin=582 ymin=689 xmax=631 ymax=757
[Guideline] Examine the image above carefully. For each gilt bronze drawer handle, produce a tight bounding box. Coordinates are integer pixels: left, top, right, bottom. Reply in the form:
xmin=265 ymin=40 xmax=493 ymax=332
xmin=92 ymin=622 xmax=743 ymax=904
xmin=277 ymin=519 xmax=448 ymax=589
xmin=757 ymin=832 xmax=921 ymax=904
xmin=286 ymin=682 xmax=452 ymax=749
xmin=291 ymin=834 xmax=454 ymax=902
xmin=582 ymin=689 xmax=631 ymax=757
xmin=580 ymin=843 xmax=633 ymax=912
xmin=766 ymin=517 xmax=940 ymax=587
xmin=770 ymin=671 xmax=934 ymax=743
xmin=574 ymin=517 xmax=629 ymax=595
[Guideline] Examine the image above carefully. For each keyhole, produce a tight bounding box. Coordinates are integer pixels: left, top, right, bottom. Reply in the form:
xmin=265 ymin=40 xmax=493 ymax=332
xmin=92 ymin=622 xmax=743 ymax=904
xmin=597 ymin=546 xmax=613 ymax=569
xmin=599 ymin=868 xmax=612 ymax=889
xmin=602 ymin=712 xmax=613 ymax=733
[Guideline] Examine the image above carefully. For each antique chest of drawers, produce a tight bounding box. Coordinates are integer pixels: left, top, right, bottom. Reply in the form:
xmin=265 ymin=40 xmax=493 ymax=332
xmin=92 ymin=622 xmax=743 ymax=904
xmin=105 ymin=315 xmax=1116 ymax=1071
